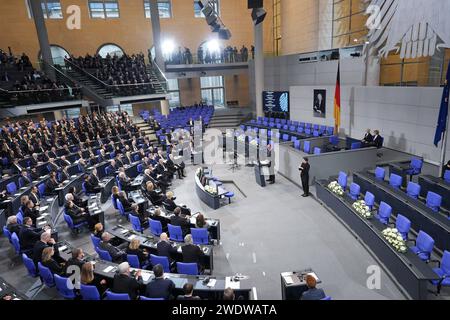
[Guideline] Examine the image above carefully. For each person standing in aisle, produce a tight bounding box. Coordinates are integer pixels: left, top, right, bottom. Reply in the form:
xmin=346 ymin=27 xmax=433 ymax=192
xmin=299 ymin=157 xmax=310 ymax=197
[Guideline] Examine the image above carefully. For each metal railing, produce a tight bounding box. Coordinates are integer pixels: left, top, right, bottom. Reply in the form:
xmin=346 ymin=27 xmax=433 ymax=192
xmin=64 ymin=58 xmax=166 ymax=97
xmin=164 ymin=52 xmax=252 ymax=66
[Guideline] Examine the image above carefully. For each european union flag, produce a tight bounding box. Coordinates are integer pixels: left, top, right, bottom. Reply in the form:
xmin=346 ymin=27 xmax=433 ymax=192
xmin=434 ymin=63 xmax=450 ymax=147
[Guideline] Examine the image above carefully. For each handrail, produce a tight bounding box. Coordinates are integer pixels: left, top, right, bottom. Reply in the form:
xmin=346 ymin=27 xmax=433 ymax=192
xmin=64 ymin=58 xmax=109 ymax=87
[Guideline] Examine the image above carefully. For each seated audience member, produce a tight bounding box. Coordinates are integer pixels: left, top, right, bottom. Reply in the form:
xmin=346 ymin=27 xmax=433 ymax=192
xmin=111 ymin=186 xmax=120 ymax=204
xmin=68 ymin=187 xmax=88 ymax=208
xmin=166 ymin=154 xmax=184 ymax=179
xmin=118 ymin=171 xmax=133 ymax=193
xmin=181 ymin=234 xmax=204 ymax=270
xmin=29 ymin=185 xmax=40 ymax=206
xmin=41 ymin=247 xmax=65 ymax=276
xmin=24 ymin=200 xmax=39 ymax=225
xmin=20 ymin=217 xmax=49 ymax=252
xmin=223 ymin=288 xmax=235 ymax=300
xmin=93 ymin=223 xmax=104 ymax=239
xmin=156 ymin=233 xmax=177 ymax=263
xmin=126 ymin=238 xmax=149 ymax=268
xmin=6 ymin=215 xmax=21 ymax=236
xmin=170 ymin=207 xmax=191 ymax=236
xmin=145 ymin=264 xmax=175 ymax=300
xmin=65 ymin=200 xmax=91 ymax=227
xmin=118 ymin=191 xmax=134 ymax=212
xmin=80 ymin=262 xmax=108 ymax=295
xmin=150 ymin=208 xmax=167 ymax=229
xmin=371 ymin=130 xmax=383 ymax=149
xmin=195 ymin=213 xmax=209 ymax=229
xmin=65 ymin=248 xmax=85 ymax=274
xmin=32 ymin=229 xmax=60 ymax=265
xmin=177 ymin=283 xmax=201 ymax=300
xmin=20 ymin=195 xmax=29 ymax=213
xmin=85 ymin=168 xmax=102 ymax=193
xmin=112 ymin=262 xmax=143 ymax=300
xmin=20 ymin=170 xmax=32 ymax=187
xmin=165 ymin=192 xmax=191 ymax=216
xmin=99 ymin=232 xmax=126 ymax=263
xmin=130 ymin=204 xmax=149 ymax=226
xmin=46 ymin=171 xmax=61 ymax=195
xmin=442 ymin=160 xmax=450 ymax=178
xmin=361 ymin=129 xmax=373 ymax=145
xmin=144 ymin=182 xmax=164 ymax=206
xmin=301 ymin=274 xmax=326 ymax=300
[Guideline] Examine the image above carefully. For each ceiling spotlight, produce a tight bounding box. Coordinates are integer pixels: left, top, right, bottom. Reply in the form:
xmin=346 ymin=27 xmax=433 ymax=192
xmin=162 ymin=39 xmax=175 ymax=56
xmin=206 ymin=39 xmax=221 ymax=53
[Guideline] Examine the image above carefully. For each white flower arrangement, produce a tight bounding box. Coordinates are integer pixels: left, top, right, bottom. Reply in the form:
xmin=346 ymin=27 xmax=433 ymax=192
xmin=204 ymin=185 xmax=218 ymax=196
xmin=352 ymin=200 xmax=372 ymax=219
xmin=226 ymin=131 xmax=234 ymax=138
xmin=381 ymin=228 xmax=407 ymax=253
xmin=328 ymin=181 xmax=344 ymax=196
xmin=237 ymin=135 xmax=246 ymax=142
xmin=249 ymin=139 xmax=258 ymax=146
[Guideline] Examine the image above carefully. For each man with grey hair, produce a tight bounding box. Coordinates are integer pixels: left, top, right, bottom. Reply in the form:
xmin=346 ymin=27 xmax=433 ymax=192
xmin=32 ymin=228 xmax=60 ymax=266
xmin=181 ymin=234 xmax=204 ymax=272
xmin=157 ymin=232 xmax=177 ymax=265
xmin=99 ymin=232 xmax=127 ymax=263
xmin=112 ymin=262 xmax=143 ymax=300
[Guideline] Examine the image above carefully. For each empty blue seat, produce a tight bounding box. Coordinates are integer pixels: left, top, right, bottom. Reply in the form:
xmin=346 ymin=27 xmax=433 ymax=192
xmin=106 ymin=291 xmax=130 ymax=300
xmin=191 ymin=228 xmax=209 ymax=245
xmin=444 ymin=170 xmax=450 ymax=183
xmin=127 ymin=254 xmax=149 ymax=269
xmin=351 ymin=142 xmax=362 ymax=149
xmin=63 ymin=213 xmax=88 ymax=233
xmin=96 ymin=247 xmax=112 ymax=262
xmin=80 ymin=284 xmax=101 ymax=300
xmin=395 ymin=214 xmax=411 ymax=240
xmin=294 ymin=140 xmax=301 ymax=150
xmin=389 ymin=174 xmax=402 ymax=189
xmin=129 ymin=215 xmax=146 ymax=233
xmin=426 ymin=192 xmax=442 ymax=212
xmin=374 ymin=167 xmax=386 ymax=181
xmin=313 ymin=147 xmax=321 ymax=155
xmin=430 ymin=250 xmax=450 ymax=294
xmin=329 ymin=136 xmax=339 ymax=146
xmin=348 ymin=183 xmax=361 ymax=200
xmin=38 ymin=183 xmax=46 ymax=197
xmin=137 ymin=164 xmax=144 ymax=173
xmin=168 ymin=224 xmax=183 ymax=242
xmin=6 ymin=182 xmax=17 ymax=194
xmin=410 ymin=231 xmax=435 ymax=262
xmin=224 ymin=191 xmax=234 ymax=204
xmin=305 ymin=128 xmax=311 ymax=135
xmin=364 ymin=191 xmax=375 ymax=210
xmin=150 ymin=254 xmax=171 ymax=273
xmin=406 ymin=182 xmax=421 ymax=199
xmin=38 ymin=262 xmax=55 ymax=288
xmin=313 ymin=130 xmax=319 ymax=137
xmin=405 ymin=158 xmax=423 ymax=180
xmin=291 ymin=136 xmax=298 ymax=143
xmin=297 ymin=127 xmax=304 ymax=134
xmin=282 ymin=134 xmax=289 ymax=141
xmin=338 ymin=171 xmax=347 ymax=189
xmin=3 ymin=226 xmax=12 ymax=243
xmin=176 ymin=262 xmax=199 ymax=275
xmin=149 ymin=219 xmax=163 ymax=236
xmin=116 ymin=201 xmax=131 ymax=219
xmin=22 ymin=253 xmax=38 ymax=278
xmin=321 ymin=296 xmax=332 ymax=300
xmin=55 ymin=274 xmax=76 ymax=299
xmin=375 ymin=202 xmax=392 ymax=225
xmin=303 ymin=141 xmax=311 ymax=153
xmin=90 ymin=234 xmax=101 ymax=249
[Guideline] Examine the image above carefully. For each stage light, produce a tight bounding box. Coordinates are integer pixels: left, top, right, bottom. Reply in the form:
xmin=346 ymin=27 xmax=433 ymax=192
xmin=206 ymin=39 xmax=221 ymax=53
xmin=162 ymin=39 xmax=175 ymax=56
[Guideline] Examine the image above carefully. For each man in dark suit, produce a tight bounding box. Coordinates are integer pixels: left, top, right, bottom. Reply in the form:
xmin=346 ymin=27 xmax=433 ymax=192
xmin=362 ymin=129 xmax=373 ymax=145
xmin=177 ymin=283 xmax=201 ymax=300
xmin=170 ymin=207 xmax=190 ymax=236
xmin=112 ymin=262 xmax=143 ymax=300
xmin=301 ymin=274 xmax=326 ymax=300
xmin=20 ymin=170 xmax=32 ymax=187
xmin=29 ymin=186 xmax=40 ymax=206
xmin=299 ymin=157 xmax=310 ymax=197
xmin=32 ymin=229 xmax=59 ymax=265
xmin=65 ymin=248 xmax=85 ymax=275
xmin=372 ymin=130 xmax=383 ymax=149
xmin=181 ymin=234 xmax=204 ymax=270
xmin=145 ymin=264 xmax=175 ymax=300
xmin=19 ymin=217 xmax=46 ymax=251
xmin=99 ymin=232 xmax=126 ymax=263
xmin=157 ymin=233 xmax=177 ymax=263
xmin=46 ymin=171 xmax=61 ymax=195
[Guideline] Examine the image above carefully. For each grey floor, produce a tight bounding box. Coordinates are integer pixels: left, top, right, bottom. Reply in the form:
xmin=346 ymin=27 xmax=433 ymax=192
xmin=1 ymin=163 xmax=444 ymax=300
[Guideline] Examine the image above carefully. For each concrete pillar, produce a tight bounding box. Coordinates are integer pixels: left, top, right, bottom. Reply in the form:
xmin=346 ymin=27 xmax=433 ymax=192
xmin=254 ymin=21 xmax=264 ymax=118
xmin=160 ymin=99 xmax=170 ymax=116
xmin=365 ymin=47 xmax=380 ymax=86
xmin=149 ymin=0 xmax=164 ymax=70
xmin=29 ymin=0 xmax=54 ymax=80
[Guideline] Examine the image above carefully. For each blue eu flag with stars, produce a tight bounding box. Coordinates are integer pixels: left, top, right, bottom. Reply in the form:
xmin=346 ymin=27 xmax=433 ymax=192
xmin=434 ymin=63 xmax=450 ymax=147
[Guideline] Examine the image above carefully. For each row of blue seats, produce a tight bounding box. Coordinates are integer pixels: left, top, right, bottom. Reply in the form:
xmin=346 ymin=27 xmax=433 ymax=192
xmin=247 ymin=121 xmax=334 ymax=136
xmin=333 ymin=171 xmax=450 ymax=292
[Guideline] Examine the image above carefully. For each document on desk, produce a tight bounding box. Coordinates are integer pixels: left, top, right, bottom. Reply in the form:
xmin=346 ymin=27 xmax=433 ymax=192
xmin=39 ymin=206 xmax=49 ymax=212
xmin=225 ymin=277 xmax=240 ymax=290
xmin=58 ymin=245 xmax=67 ymax=252
xmin=141 ymin=272 xmax=152 ymax=282
xmin=283 ymin=276 xmax=294 ymax=285
xmin=120 ymin=229 xmax=128 ymax=234
xmin=103 ymin=266 xmax=115 ymax=273
xmin=206 ymin=279 xmax=217 ymax=288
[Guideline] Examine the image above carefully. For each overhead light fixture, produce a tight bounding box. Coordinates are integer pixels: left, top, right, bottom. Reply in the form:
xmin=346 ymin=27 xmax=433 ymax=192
xmin=206 ymin=39 xmax=221 ymax=53
xmin=199 ymin=0 xmax=232 ymax=40
xmin=251 ymin=8 xmax=266 ymax=26
xmin=161 ymin=39 xmax=175 ymax=56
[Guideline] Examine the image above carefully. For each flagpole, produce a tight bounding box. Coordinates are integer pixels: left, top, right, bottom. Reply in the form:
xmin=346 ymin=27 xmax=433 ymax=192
xmin=439 ymin=105 xmax=450 ymax=176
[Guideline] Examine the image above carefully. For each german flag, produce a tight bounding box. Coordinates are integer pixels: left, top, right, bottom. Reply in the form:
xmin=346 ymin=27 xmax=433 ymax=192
xmin=333 ymin=62 xmax=341 ymax=134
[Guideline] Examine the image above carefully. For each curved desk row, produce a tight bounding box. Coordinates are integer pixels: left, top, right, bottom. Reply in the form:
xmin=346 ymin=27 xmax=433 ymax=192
xmin=316 ymin=180 xmax=439 ymax=300
xmin=195 ymin=175 xmax=224 ymax=210
xmin=353 ymin=171 xmax=450 ymax=252
xmin=418 ymin=175 xmax=450 ymax=212
xmin=108 ymin=224 xmax=214 ymax=272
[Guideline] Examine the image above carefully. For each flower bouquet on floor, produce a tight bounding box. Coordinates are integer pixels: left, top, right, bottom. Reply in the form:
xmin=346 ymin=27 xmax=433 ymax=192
xmin=352 ymin=200 xmax=372 ymax=219
xmin=204 ymin=185 xmax=218 ymax=196
xmin=381 ymin=228 xmax=407 ymax=253
xmin=328 ymin=181 xmax=344 ymax=196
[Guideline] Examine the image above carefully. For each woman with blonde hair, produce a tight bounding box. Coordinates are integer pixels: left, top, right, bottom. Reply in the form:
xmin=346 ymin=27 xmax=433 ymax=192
xmin=93 ymin=222 xmax=104 ymax=239
xmin=42 ymin=247 xmax=65 ymax=275
xmin=80 ymin=262 xmax=107 ymax=295
xmin=125 ymin=238 xmax=149 ymax=268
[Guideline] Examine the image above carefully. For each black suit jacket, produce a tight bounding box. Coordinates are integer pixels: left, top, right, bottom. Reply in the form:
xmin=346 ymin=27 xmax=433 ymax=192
xmin=157 ymin=241 xmax=177 ymax=261
xmin=145 ymin=278 xmax=175 ymax=300
xmin=181 ymin=244 xmax=204 ymax=265
xmin=20 ymin=225 xmax=43 ymax=250
xmin=170 ymin=215 xmax=190 ymax=235
xmin=363 ymin=133 xmax=373 ymax=143
xmin=373 ymin=135 xmax=383 ymax=149
xmin=29 ymin=192 xmax=40 ymax=205
xmin=112 ymin=274 xmax=143 ymax=300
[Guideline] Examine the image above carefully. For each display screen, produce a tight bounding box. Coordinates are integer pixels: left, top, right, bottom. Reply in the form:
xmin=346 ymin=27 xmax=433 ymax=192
xmin=263 ymin=91 xmax=290 ymax=113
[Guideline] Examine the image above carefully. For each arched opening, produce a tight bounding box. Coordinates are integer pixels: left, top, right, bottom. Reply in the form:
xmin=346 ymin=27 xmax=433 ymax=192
xmin=38 ymin=45 xmax=70 ymax=66
xmin=97 ymin=43 xmax=125 ymax=58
